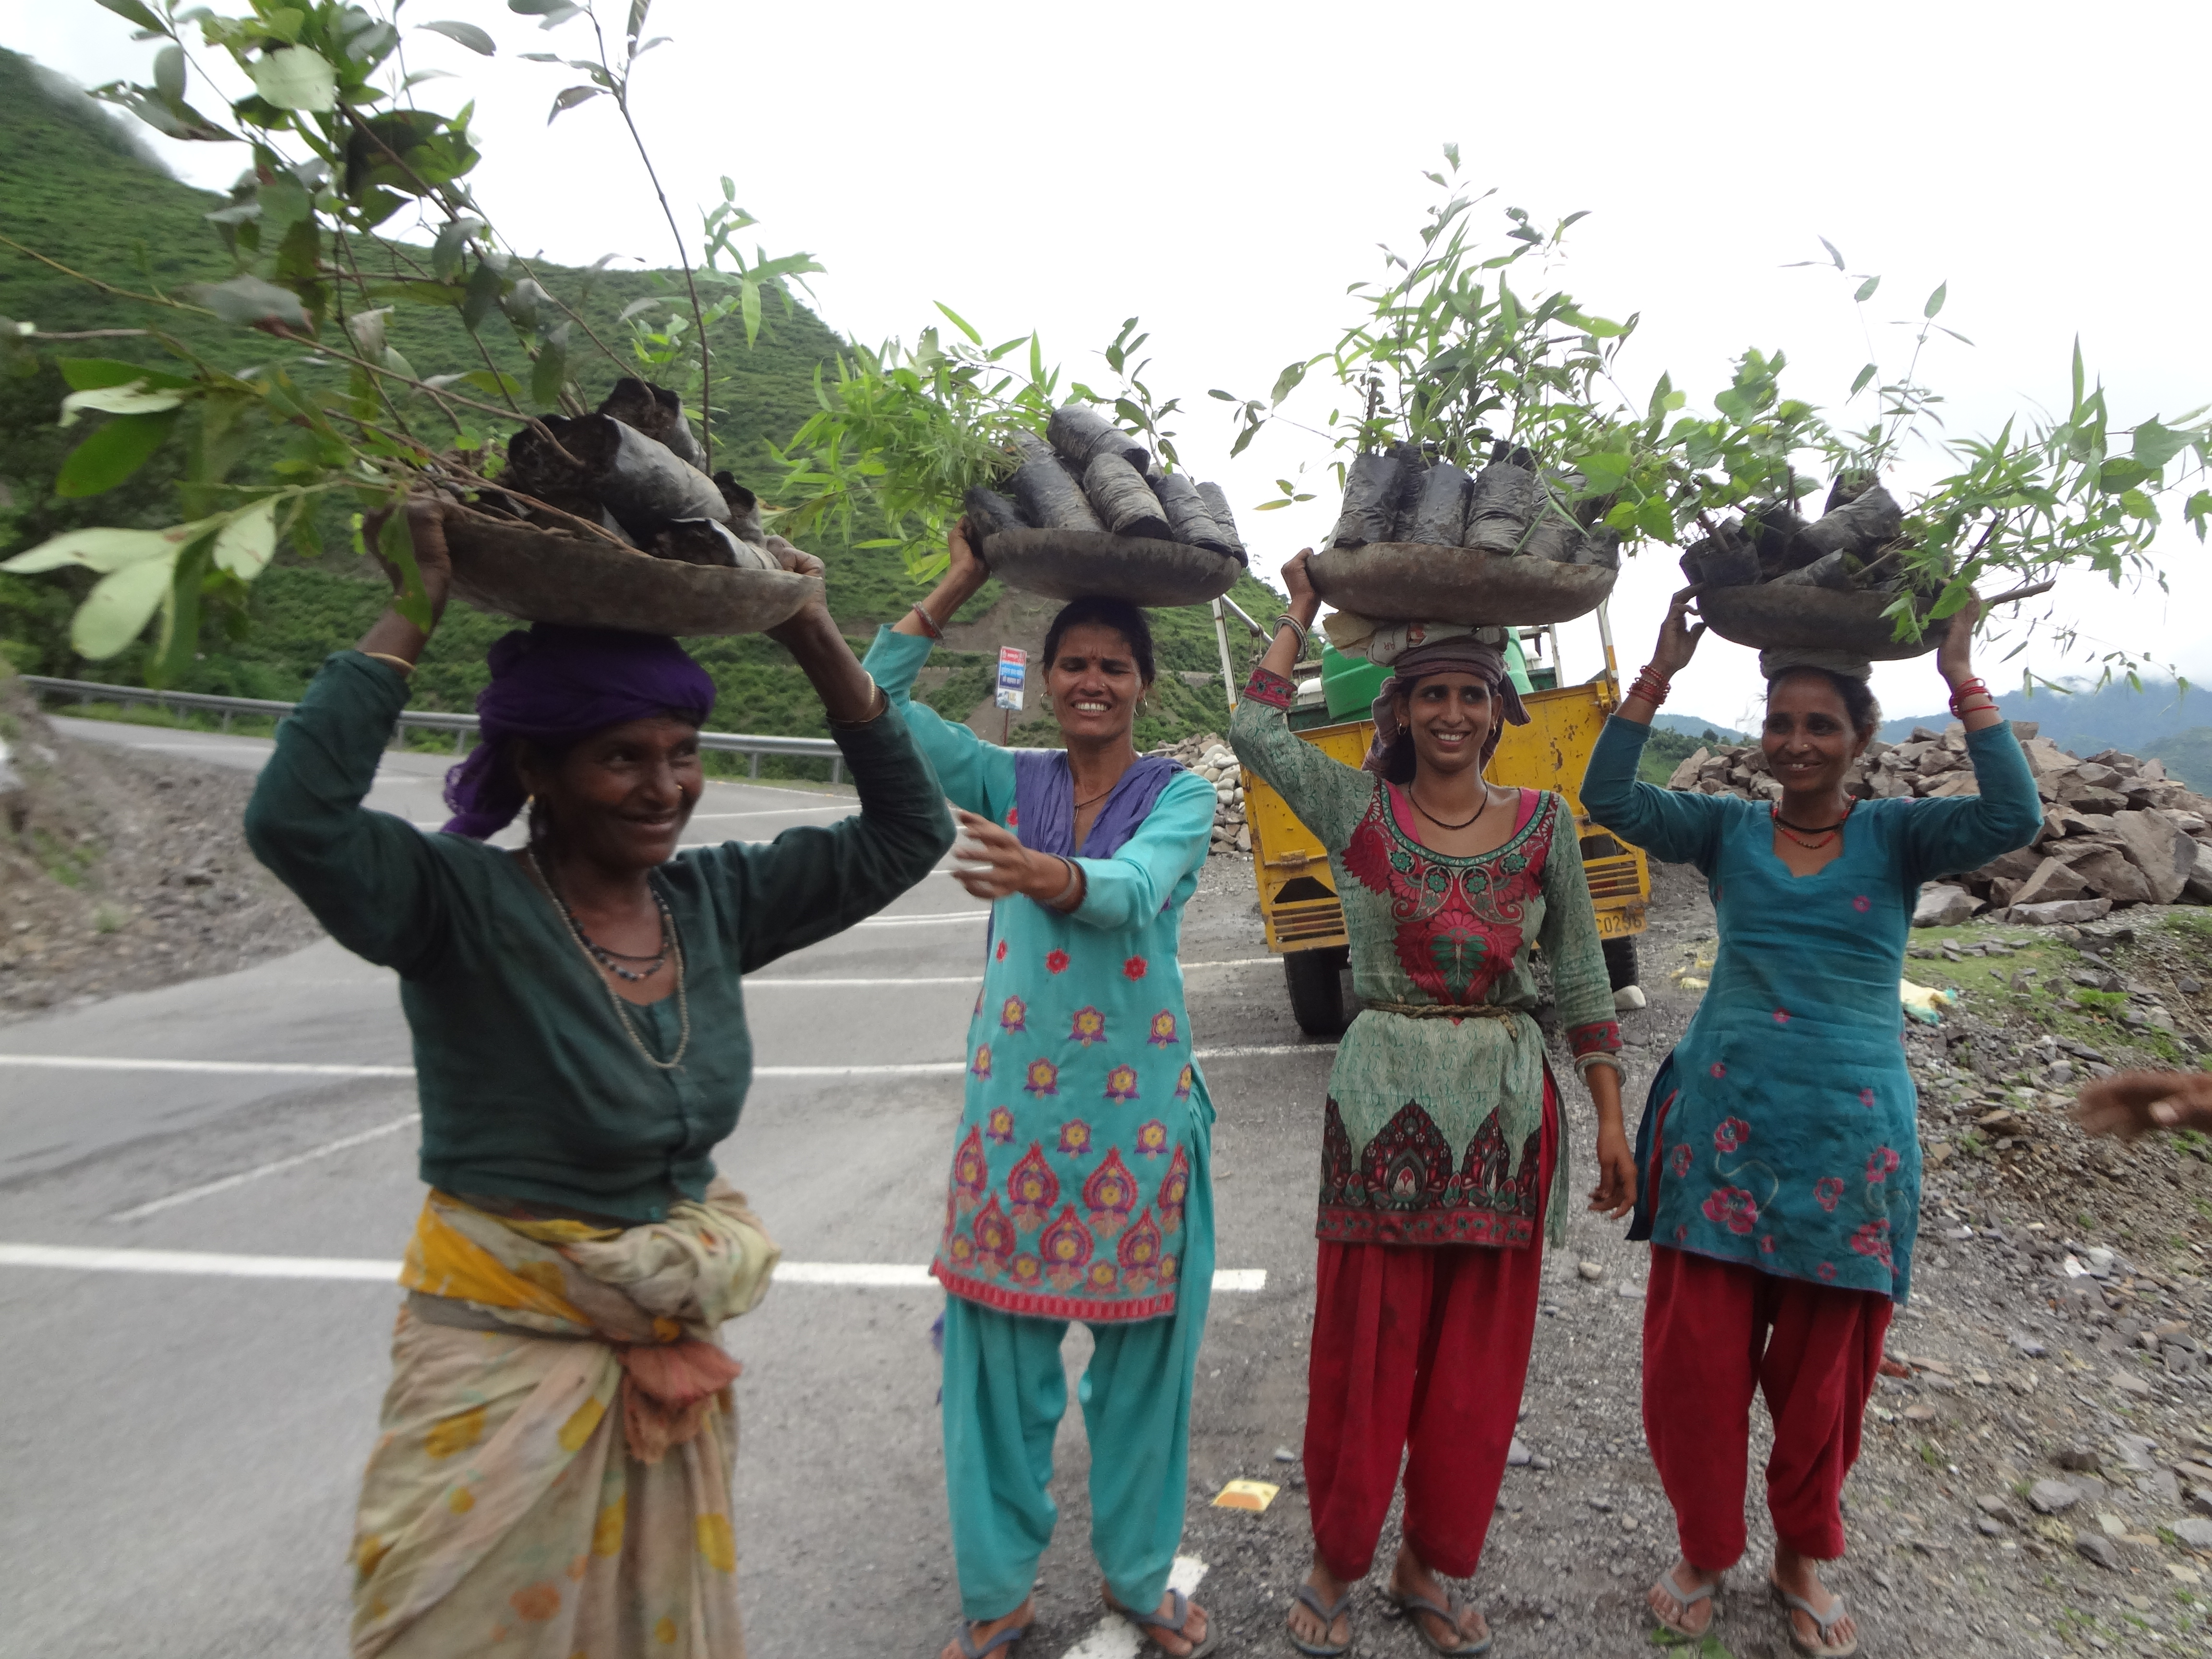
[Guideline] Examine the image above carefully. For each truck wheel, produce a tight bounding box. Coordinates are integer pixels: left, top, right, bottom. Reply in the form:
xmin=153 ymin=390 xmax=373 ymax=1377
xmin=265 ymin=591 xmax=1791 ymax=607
xmin=1602 ymin=936 xmax=1640 ymax=993
xmin=1285 ymin=947 xmax=1353 ymax=1037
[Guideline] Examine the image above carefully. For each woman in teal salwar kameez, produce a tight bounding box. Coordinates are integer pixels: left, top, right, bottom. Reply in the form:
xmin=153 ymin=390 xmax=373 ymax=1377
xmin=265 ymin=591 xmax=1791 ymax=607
xmin=863 ymin=523 xmax=1221 ymax=1659
xmin=1583 ymin=589 xmax=2041 ymax=1657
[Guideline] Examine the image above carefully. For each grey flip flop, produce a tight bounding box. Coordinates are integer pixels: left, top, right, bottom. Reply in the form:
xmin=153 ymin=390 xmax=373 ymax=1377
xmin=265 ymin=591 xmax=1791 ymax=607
xmin=1649 ymin=1564 xmax=1722 ymax=1641
xmin=1113 ymin=1587 xmax=1220 ymax=1658
xmin=1769 ymin=1577 xmax=1858 ymax=1658
xmin=1382 ymin=1587 xmax=1494 ymax=1656
xmin=951 ymin=1617 xmax=1028 ymax=1659
xmin=1286 ymin=1582 xmax=1355 ymax=1656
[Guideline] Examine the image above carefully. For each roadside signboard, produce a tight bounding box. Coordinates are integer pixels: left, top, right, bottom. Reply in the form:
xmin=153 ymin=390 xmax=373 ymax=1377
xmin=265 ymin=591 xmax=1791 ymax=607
xmin=996 ymin=647 xmax=1026 ymax=711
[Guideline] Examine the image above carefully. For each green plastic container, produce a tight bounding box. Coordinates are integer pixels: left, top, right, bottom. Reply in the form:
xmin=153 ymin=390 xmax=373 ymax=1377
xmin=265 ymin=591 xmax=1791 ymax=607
xmin=1318 ymin=636 xmax=1535 ymax=720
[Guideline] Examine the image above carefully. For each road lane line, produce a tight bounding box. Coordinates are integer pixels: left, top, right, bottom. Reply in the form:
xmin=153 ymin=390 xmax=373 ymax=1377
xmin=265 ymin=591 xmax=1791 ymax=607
xmin=2 ymin=1041 xmax=1335 ymax=1082
xmin=740 ymin=960 xmax=1279 ymax=988
xmin=854 ymin=911 xmax=988 ymax=927
xmin=0 ymin=1055 xmax=415 ymax=1078
xmin=744 ymin=977 xmax=984 ymax=988
xmin=0 ymin=1244 xmax=1266 ymax=1293
xmin=113 ymin=1114 xmax=422 ymax=1221
xmin=1059 ymin=1557 xmax=1208 ymax=1659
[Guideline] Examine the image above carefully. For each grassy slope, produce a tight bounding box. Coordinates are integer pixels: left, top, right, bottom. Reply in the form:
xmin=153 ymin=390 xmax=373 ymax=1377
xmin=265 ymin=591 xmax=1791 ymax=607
xmin=0 ymin=49 xmax=1282 ymax=742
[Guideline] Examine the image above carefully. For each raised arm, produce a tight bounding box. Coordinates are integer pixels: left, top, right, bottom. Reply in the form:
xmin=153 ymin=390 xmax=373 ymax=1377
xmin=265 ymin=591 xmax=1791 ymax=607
xmin=1067 ymin=771 xmax=1216 ymax=932
xmin=861 ymin=521 xmax=1014 ymax=821
xmin=242 ymin=503 xmax=457 ymax=975
xmin=715 ymin=699 xmax=954 ymax=972
xmin=1581 ymin=586 xmax=1732 ymax=869
xmin=1897 ymin=596 xmax=2044 ymax=881
xmin=1226 ymin=549 xmax=1373 ymax=851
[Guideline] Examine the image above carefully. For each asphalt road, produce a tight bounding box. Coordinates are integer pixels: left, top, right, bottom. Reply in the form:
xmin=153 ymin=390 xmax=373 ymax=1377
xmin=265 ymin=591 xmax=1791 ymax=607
xmin=0 ymin=719 xmax=1347 ymax=1659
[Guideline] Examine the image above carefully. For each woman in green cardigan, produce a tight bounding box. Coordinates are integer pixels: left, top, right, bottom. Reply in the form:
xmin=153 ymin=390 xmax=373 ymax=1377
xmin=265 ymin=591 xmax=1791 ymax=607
xmin=244 ymin=503 xmax=952 ymax=1659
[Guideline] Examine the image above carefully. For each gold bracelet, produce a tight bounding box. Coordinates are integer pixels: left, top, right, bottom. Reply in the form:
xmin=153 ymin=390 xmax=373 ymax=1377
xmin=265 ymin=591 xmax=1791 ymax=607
xmin=828 ymin=674 xmax=887 ymax=728
xmin=360 ymin=650 xmax=415 ymax=677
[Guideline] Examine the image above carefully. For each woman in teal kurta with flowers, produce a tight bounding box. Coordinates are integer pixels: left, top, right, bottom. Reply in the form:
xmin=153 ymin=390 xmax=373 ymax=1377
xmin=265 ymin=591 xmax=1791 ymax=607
xmin=866 ymin=524 xmax=1221 ymax=1659
xmin=1582 ymin=589 xmax=2041 ymax=1657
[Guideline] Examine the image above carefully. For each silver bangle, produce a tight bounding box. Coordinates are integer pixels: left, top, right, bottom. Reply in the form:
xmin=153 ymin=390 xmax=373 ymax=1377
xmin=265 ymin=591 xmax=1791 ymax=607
xmin=1273 ymin=613 xmax=1310 ymax=649
xmin=1049 ymin=857 xmax=1082 ymax=909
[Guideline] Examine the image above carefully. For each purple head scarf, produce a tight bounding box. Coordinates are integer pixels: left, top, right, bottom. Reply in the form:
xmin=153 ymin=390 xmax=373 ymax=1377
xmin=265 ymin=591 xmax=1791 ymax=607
xmin=439 ymin=623 xmax=717 ymax=839
xmin=1362 ymin=637 xmax=1529 ymax=774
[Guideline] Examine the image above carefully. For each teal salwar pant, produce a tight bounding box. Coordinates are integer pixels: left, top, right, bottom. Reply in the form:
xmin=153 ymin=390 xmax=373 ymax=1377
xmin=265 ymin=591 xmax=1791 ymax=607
xmin=939 ymin=1118 xmax=1215 ymax=1622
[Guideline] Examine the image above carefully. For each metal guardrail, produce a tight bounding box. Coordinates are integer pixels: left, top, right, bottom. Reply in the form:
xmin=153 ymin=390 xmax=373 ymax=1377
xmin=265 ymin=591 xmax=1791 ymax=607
xmin=21 ymin=675 xmax=849 ymax=784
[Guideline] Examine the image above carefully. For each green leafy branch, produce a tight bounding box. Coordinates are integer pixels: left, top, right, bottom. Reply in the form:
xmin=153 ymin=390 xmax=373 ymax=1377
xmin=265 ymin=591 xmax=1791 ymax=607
xmin=4 ymin=0 xmax=809 ymax=677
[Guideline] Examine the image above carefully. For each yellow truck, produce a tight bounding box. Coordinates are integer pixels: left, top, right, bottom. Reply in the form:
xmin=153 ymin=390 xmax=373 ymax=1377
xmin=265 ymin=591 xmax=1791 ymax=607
xmin=1232 ymin=608 xmax=1651 ymax=1034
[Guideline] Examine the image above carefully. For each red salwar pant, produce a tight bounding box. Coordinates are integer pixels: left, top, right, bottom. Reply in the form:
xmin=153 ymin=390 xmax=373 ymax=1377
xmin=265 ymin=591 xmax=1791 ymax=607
xmin=1301 ymin=1091 xmax=1556 ymax=1582
xmin=1641 ymin=1244 xmax=1892 ymax=1569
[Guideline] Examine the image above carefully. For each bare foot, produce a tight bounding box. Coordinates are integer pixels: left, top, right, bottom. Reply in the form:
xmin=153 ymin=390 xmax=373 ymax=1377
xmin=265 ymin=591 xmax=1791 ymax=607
xmin=1771 ymin=1546 xmax=1857 ymax=1653
xmin=1286 ymin=1558 xmax=1353 ymax=1651
xmin=1103 ymin=1581 xmax=1209 ymax=1658
xmin=1647 ymin=1556 xmax=1719 ymax=1637
xmin=1386 ymin=1543 xmax=1489 ymax=1651
xmin=941 ymin=1595 xmax=1033 ymax=1659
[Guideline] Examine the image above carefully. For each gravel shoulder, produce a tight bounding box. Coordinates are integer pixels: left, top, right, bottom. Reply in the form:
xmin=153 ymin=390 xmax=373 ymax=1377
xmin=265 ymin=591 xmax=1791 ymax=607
xmin=1160 ymin=855 xmax=2212 ymax=1659
xmin=0 ymin=673 xmax=321 ymax=1022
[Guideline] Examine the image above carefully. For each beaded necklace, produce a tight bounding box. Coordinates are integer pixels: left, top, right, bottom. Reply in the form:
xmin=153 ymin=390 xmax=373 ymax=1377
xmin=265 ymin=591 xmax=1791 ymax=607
xmin=1769 ymin=797 xmax=1856 ymax=850
xmin=524 ymin=848 xmax=690 ymax=1071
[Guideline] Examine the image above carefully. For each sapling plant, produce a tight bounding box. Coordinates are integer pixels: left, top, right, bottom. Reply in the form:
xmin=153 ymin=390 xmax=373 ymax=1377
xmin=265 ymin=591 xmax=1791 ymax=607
xmin=0 ymin=0 xmax=813 ymax=676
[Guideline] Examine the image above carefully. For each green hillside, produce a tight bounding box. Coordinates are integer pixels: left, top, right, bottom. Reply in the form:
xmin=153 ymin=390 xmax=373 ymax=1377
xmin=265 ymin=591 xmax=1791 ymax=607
xmin=0 ymin=49 xmax=1278 ymax=749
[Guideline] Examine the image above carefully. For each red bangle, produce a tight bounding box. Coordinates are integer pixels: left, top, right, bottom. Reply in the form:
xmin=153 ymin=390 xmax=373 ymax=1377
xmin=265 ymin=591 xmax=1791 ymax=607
xmin=1629 ymin=665 xmax=1671 ymax=707
xmin=1948 ymin=677 xmax=1991 ymax=717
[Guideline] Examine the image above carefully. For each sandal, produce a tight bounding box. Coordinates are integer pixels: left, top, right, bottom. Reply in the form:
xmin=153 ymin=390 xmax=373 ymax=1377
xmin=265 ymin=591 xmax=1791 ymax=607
xmin=1648 ymin=1563 xmax=1721 ymax=1641
xmin=1286 ymin=1582 xmax=1355 ymax=1657
xmin=950 ymin=1618 xmax=1029 ymax=1659
xmin=1382 ymin=1587 xmax=1493 ymax=1656
xmin=1769 ymin=1576 xmax=1858 ymax=1658
xmin=1109 ymin=1587 xmax=1219 ymax=1658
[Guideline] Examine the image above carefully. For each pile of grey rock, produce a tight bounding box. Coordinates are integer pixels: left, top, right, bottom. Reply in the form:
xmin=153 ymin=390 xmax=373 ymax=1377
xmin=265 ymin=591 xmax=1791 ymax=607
xmin=1152 ymin=733 xmax=1249 ymax=856
xmin=1663 ymin=722 xmax=2212 ymax=924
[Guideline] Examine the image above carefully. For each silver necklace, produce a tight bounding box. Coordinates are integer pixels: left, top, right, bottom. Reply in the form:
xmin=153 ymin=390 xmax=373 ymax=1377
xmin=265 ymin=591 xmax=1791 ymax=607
xmin=524 ymin=848 xmax=690 ymax=1071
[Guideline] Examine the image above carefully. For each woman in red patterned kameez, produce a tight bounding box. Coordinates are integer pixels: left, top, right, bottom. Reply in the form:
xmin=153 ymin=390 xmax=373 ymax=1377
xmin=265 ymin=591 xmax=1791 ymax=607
xmin=1232 ymin=552 xmax=1634 ymax=1656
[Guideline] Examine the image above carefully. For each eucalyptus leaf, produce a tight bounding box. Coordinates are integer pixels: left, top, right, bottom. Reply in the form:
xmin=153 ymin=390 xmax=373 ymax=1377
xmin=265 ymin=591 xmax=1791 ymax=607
xmin=432 ymin=216 xmax=482 ymax=280
xmin=212 ymin=499 xmax=279 ymax=577
xmin=58 ymin=381 xmax=186 ymax=428
xmin=547 ymin=84 xmax=601 ymax=122
xmin=462 ymin=257 xmax=506 ymax=333
xmin=74 ymin=553 xmax=185 ymax=659
xmin=58 ymin=360 xmax=193 ymax=393
xmin=1 ymin=525 xmax=178 ymax=575
xmin=154 ymin=44 xmax=185 ymax=105
xmin=1923 ymin=281 xmax=1948 ymax=319
xmin=249 ymin=46 xmax=338 ymax=112
xmin=178 ymin=273 xmax=311 ymax=331
xmin=93 ymin=0 xmax=165 ymax=28
xmin=55 ymin=409 xmax=181 ymax=497
xmin=418 ymin=19 xmax=497 ymax=54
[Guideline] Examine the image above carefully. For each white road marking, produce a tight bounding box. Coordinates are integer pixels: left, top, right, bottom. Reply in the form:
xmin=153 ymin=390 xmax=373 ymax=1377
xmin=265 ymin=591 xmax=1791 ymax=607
xmin=2 ymin=1041 xmax=1334 ymax=1082
xmin=113 ymin=1114 xmax=421 ymax=1221
xmin=744 ymin=977 xmax=985 ymax=988
xmin=1059 ymin=1557 xmax=1209 ymax=1659
xmin=0 ymin=1244 xmax=1264 ymax=1294
xmin=739 ymin=960 xmax=1277 ymax=989
xmin=688 ymin=806 xmax=854 ymax=821
xmin=855 ymin=911 xmax=989 ymax=927
xmin=0 ymin=1055 xmax=415 ymax=1078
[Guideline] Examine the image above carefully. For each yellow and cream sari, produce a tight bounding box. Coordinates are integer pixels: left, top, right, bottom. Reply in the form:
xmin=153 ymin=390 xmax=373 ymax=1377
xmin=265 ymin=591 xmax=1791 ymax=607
xmin=351 ymin=1182 xmax=778 ymax=1659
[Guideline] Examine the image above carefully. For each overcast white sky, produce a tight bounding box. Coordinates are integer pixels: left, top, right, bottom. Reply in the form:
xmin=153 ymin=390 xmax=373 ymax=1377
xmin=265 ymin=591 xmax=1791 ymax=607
xmin=11 ymin=0 xmax=2209 ymax=727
